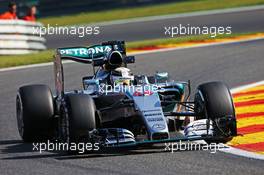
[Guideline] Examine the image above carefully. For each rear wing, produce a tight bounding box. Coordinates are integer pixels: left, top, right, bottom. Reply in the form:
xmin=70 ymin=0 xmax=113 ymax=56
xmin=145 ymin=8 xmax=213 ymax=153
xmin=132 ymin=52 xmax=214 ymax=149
xmin=57 ymin=40 xmax=126 ymax=63
xmin=53 ymin=41 xmax=127 ymax=97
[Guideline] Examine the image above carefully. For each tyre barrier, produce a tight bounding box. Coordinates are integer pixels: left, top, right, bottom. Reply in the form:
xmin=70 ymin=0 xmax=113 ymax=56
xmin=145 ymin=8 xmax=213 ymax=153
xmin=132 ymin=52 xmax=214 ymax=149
xmin=0 ymin=20 xmax=46 ymax=55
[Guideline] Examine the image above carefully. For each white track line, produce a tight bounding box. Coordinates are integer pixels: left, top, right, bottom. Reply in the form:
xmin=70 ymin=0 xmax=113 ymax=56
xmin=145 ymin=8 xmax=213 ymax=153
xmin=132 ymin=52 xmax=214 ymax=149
xmin=0 ymin=60 xmax=72 ymax=72
xmin=221 ymin=80 xmax=264 ymax=160
xmin=221 ymin=146 xmax=264 ymax=160
xmin=231 ymin=80 xmax=264 ymax=93
xmin=1 ymin=36 xmax=264 ymax=72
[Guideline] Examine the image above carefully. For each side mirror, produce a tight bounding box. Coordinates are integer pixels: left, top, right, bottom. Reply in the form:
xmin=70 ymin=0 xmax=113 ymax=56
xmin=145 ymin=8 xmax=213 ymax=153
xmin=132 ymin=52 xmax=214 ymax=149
xmin=124 ymin=56 xmax=135 ymax=64
xmin=82 ymin=77 xmax=100 ymax=92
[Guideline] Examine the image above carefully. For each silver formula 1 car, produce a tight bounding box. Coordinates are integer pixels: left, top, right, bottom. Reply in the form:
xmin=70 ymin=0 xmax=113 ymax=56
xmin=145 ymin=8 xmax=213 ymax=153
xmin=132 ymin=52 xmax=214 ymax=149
xmin=16 ymin=41 xmax=237 ymax=150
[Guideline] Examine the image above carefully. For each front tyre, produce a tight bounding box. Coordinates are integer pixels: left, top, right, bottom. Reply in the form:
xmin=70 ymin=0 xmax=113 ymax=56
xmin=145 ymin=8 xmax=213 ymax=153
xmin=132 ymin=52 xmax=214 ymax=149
xmin=194 ymin=81 xmax=237 ymax=143
xmin=64 ymin=94 xmax=96 ymax=143
xmin=16 ymin=85 xmax=54 ymax=142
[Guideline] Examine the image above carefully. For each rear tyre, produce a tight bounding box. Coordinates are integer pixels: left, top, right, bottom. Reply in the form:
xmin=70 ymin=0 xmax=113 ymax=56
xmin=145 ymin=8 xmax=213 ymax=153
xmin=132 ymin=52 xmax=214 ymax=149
xmin=16 ymin=85 xmax=54 ymax=142
xmin=194 ymin=82 xmax=237 ymax=144
xmin=65 ymin=94 xmax=96 ymax=143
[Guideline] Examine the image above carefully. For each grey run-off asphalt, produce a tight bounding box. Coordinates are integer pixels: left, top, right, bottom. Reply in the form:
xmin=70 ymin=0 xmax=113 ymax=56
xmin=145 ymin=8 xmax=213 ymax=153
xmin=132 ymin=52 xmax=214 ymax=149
xmin=45 ymin=7 xmax=264 ymax=48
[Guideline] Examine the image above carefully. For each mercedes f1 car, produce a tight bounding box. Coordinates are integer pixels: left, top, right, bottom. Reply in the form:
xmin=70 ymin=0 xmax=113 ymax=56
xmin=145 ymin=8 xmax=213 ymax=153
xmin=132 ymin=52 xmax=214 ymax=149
xmin=16 ymin=41 xmax=237 ymax=150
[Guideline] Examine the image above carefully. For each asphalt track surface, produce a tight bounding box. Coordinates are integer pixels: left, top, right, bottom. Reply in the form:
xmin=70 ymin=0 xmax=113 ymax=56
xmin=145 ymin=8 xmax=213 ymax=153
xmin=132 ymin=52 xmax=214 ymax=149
xmin=1 ymin=39 xmax=264 ymax=175
xmin=45 ymin=8 xmax=264 ymax=48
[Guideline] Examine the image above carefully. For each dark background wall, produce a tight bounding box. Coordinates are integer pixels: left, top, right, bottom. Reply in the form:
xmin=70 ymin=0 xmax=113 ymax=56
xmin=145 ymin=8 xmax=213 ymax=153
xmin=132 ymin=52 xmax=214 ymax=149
xmin=0 ymin=0 xmax=182 ymax=17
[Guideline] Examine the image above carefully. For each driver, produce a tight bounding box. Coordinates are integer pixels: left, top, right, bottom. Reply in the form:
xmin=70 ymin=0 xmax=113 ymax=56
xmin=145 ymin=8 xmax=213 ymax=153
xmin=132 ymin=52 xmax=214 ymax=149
xmin=110 ymin=67 xmax=134 ymax=86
